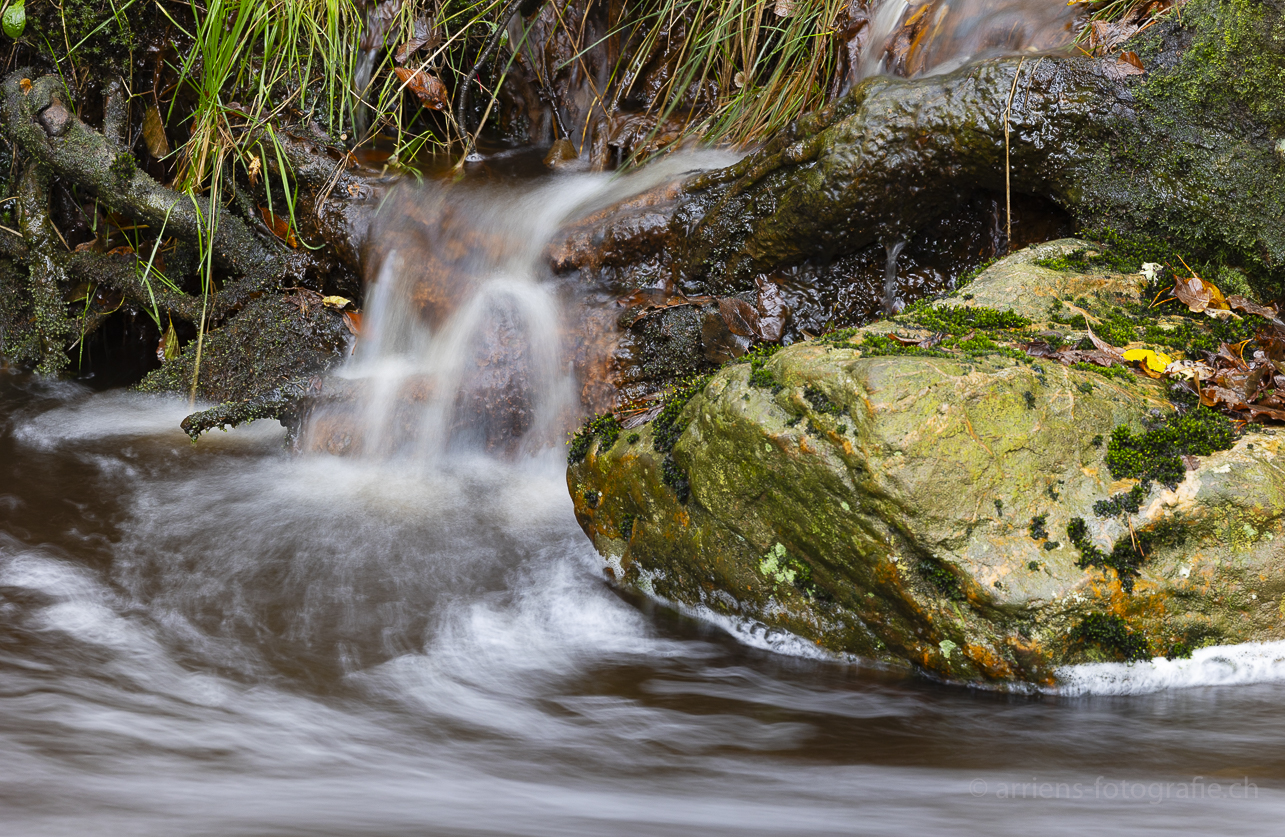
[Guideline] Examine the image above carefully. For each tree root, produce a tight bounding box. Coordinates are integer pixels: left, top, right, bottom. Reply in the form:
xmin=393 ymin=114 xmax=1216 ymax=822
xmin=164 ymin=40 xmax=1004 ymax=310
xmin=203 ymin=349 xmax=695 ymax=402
xmin=180 ymin=375 xmax=359 ymax=442
xmin=16 ymin=162 xmax=74 ymax=375
xmin=1 ymin=71 xmax=298 ymax=286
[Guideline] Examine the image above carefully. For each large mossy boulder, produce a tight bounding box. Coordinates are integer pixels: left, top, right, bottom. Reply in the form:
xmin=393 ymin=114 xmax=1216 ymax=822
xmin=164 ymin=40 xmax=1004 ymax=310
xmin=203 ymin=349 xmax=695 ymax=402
xmin=567 ymin=241 xmax=1285 ymax=686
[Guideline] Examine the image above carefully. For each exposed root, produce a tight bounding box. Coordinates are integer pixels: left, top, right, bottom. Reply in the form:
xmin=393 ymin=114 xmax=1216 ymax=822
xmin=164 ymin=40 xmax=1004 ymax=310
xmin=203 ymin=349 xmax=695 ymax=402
xmin=16 ymin=163 xmax=74 ymax=375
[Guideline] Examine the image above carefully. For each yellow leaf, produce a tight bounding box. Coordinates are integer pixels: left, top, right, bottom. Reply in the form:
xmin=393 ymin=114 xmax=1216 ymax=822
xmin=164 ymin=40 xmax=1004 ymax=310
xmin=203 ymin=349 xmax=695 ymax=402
xmin=1122 ymin=347 xmax=1173 ymax=375
xmin=322 ymin=296 xmax=352 ymax=309
xmin=157 ymin=318 xmax=179 ymax=363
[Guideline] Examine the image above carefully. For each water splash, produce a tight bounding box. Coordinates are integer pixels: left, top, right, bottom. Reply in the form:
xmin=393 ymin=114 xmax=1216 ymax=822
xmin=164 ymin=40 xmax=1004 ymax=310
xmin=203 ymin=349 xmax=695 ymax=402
xmin=883 ymin=240 xmax=907 ymax=315
xmin=858 ymin=0 xmax=1075 ymax=83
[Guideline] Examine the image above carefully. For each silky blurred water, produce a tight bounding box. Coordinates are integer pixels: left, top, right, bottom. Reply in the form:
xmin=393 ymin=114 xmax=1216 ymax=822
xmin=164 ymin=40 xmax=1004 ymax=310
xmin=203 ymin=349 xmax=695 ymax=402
xmin=2 ymin=376 xmax=1284 ymax=836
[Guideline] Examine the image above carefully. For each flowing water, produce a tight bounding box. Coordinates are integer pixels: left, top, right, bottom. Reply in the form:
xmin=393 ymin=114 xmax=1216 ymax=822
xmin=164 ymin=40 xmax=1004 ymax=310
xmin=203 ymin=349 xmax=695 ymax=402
xmin=4 ymin=23 xmax=1285 ymax=824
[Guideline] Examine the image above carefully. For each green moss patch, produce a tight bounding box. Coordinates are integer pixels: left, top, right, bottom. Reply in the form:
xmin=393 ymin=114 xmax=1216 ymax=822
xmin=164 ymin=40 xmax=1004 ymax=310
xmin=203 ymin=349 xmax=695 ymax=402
xmin=568 ymin=413 xmax=622 ymax=465
xmin=1071 ymin=613 xmax=1152 ymax=663
xmin=1105 ymin=407 xmax=1236 ymax=488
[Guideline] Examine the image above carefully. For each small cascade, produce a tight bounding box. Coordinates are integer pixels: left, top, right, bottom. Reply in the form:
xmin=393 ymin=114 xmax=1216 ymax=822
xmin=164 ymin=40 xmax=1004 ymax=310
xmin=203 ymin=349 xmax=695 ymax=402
xmin=858 ymin=0 xmax=911 ymax=81
xmin=303 ymin=152 xmax=739 ymax=464
xmin=857 ymin=0 xmax=1074 ymax=83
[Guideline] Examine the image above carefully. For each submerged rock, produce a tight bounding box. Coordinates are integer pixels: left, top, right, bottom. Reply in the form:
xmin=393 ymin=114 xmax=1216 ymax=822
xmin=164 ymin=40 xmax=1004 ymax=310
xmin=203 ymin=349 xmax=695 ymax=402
xmin=567 ymin=241 xmax=1285 ymax=686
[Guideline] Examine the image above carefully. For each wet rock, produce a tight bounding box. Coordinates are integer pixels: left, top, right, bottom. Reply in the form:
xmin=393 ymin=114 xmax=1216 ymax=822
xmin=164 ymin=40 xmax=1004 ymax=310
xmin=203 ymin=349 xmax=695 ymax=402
xmin=567 ymin=243 xmax=1285 ymax=686
xmin=137 ymin=292 xmax=351 ymax=404
xmin=35 ymin=100 xmax=72 ymax=137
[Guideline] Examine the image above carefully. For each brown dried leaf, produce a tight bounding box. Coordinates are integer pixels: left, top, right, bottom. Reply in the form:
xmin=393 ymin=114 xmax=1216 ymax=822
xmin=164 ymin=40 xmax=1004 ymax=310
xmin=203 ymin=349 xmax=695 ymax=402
xmin=1244 ymin=403 xmax=1285 ymax=422
xmin=1084 ymin=324 xmax=1124 ymax=360
xmin=259 ymin=206 xmax=299 ymax=248
xmin=342 ymin=310 xmax=362 ymax=337
xmin=718 ymin=297 xmax=760 ymax=338
xmin=754 ymin=278 xmax=789 ymax=342
xmin=394 ymin=18 xmax=439 ymax=65
xmin=19 ymin=78 xmax=32 ymax=95
xmin=394 ymin=67 xmax=449 ymax=111
xmin=1119 ymin=51 xmax=1144 ymax=72
xmin=1228 ymin=295 xmax=1278 ymax=319
xmin=142 ymin=103 xmax=169 ymax=158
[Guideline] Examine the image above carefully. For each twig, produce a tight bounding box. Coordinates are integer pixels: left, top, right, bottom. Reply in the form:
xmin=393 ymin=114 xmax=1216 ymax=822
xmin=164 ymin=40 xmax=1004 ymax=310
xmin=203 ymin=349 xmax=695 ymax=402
xmin=454 ymin=0 xmax=529 ymax=149
xmin=1003 ymin=57 xmax=1025 ymax=253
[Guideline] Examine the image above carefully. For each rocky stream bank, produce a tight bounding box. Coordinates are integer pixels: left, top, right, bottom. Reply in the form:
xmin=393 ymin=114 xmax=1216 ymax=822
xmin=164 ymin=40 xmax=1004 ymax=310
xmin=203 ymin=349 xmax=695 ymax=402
xmin=568 ymin=240 xmax=1285 ymax=687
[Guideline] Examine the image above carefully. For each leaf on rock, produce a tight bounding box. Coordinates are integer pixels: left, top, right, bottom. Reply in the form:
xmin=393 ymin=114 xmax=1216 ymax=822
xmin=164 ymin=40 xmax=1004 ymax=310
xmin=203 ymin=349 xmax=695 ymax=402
xmin=1085 ymin=324 xmax=1124 ymax=360
xmin=1228 ymin=295 xmax=1278 ymax=319
xmin=754 ymin=277 xmax=789 ymax=342
xmin=718 ymin=297 xmax=760 ymax=337
xmin=342 ymin=311 xmax=362 ymax=337
xmin=322 ymin=295 xmax=352 ymax=310
xmin=259 ymin=206 xmax=299 ymax=248
xmin=1172 ymin=274 xmax=1229 ymax=313
xmin=394 ymin=67 xmax=449 ymax=111
xmin=157 ymin=318 xmax=179 ymax=363
xmin=1122 ymin=347 xmax=1173 ymax=376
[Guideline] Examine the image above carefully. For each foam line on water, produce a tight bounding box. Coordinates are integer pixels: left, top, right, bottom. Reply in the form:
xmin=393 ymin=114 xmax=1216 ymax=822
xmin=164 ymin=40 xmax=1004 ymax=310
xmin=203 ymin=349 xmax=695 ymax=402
xmin=1055 ymin=640 xmax=1285 ymax=695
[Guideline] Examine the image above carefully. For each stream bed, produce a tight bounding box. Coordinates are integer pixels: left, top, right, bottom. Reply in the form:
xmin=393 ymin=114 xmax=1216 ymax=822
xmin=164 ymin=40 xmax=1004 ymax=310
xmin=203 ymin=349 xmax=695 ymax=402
xmin=3 ymin=374 xmax=1285 ymax=835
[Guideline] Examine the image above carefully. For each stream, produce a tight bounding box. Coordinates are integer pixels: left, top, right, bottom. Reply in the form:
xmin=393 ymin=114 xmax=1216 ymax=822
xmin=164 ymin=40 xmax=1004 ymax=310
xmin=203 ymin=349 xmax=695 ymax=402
xmin=4 ymin=376 xmax=1285 ymax=835
xmin=4 ymin=52 xmax=1285 ymax=828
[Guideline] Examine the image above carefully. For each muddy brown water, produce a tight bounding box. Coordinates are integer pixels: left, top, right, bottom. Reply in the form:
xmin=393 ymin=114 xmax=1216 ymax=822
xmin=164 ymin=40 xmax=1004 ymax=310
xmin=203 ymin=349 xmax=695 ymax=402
xmin=3 ymin=373 xmax=1285 ymax=836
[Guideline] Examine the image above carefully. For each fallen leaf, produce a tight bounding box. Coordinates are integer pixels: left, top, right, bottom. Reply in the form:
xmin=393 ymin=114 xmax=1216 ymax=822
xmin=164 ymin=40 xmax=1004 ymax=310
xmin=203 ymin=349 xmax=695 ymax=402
xmin=342 ymin=310 xmax=362 ymax=336
xmin=394 ymin=67 xmax=449 ymax=111
xmin=247 ymin=153 xmax=261 ymax=186
xmin=1228 ymin=295 xmax=1278 ymax=319
xmin=1140 ymin=262 xmax=1163 ymax=282
xmin=3 ymin=2 xmax=26 ymax=40
xmin=1119 ymin=51 xmax=1144 ymax=72
xmin=157 ymin=318 xmax=179 ymax=363
xmin=259 ymin=206 xmax=299 ymax=248
xmin=106 ymin=244 xmax=135 ymax=256
xmin=322 ymin=295 xmax=352 ymax=310
xmin=19 ymin=78 xmax=32 ymax=95
xmin=1122 ymin=347 xmax=1173 ymax=376
xmin=718 ymin=297 xmax=760 ymax=337
xmin=142 ymin=103 xmax=169 ymax=158
xmin=394 ymin=18 xmax=439 ymax=65
xmin=1085 ymin=324 xmax=1124 ymax=360
xmin=1172 ymin=274 xmax=1229 ymax=313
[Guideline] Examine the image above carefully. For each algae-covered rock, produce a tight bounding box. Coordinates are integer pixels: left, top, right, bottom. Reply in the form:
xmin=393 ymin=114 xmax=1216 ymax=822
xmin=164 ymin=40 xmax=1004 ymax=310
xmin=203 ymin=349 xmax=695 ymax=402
xmin=567 ymin=243 xmax=1285 ymax=686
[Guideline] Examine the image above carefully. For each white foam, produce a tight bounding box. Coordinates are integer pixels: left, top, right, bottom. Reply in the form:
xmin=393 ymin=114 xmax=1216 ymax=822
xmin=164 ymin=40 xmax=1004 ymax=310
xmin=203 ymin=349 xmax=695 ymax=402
xmin=1056 ymin=640 xmax=1285 ymax=695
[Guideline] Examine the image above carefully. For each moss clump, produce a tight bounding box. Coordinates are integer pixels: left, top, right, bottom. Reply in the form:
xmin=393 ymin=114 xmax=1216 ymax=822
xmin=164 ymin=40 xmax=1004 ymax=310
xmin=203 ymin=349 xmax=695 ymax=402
xmin=109 ymin=151 xmax=137 ymax=181
xmin=619 ymin=513 xmax=636 ymax=541
xmin=803 ymin=386 xmax=842 ymax=416
xmin=652 ymin=374 xmax=711 ymax=455
xmin=649 ymin=375 xmax=710 ymax=502
xmin=917 ymin=558 xmax=964 ymax=600
xmin=1093 ymin=481 xmax=1153 ymax=518
xmin=743 ymin=346 xmax=782 ymax=391
xmin=858 ymin=333 xmax=951 ymax=358
xmin=1029 ymin=514 xmax=1049 ymax=541
xmin=1034 ymin=229 xmax=1183 ymax=275
xmin=1072 ymin=362 xmax=1133 ymax=382
xmin=1067 ymin=516 xmax=1185 ymax=593
xmin=1071 ymin=613 xmax=1152 ymax=662
xmin=900 ymin=303 xmax=1030 ymax=334
xmin=1105 ymin=407 xmax=1236 ymax=488
xmin=582 ymin=489 xmax=600 ymax=508
xmin=568 ymin=413 xmax=622 ymax=465
xmin=1138 ymin=0 xmax=1285 ymax=134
